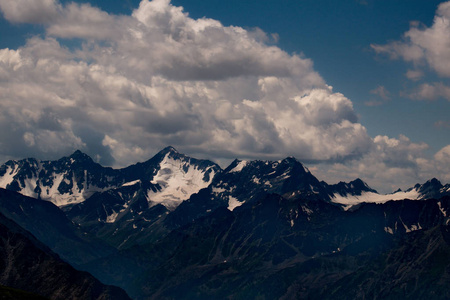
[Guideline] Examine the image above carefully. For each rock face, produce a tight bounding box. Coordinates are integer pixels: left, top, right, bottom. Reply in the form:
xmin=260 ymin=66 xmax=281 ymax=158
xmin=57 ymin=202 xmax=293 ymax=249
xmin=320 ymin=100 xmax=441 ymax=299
xmin=82 ymin=194 xmax=450 ymax=299
xmin=0 ymin=151 xmax=123 ymax=207
xmin=1 ymin=147 xmax=450 ymax=299
xmin=0 ymin=212 xmax=131 ymax=300
xmin=0 ymin=146 xmax=220 ymax=209
xmin=0 ymin=188 xmax=115 ymax=267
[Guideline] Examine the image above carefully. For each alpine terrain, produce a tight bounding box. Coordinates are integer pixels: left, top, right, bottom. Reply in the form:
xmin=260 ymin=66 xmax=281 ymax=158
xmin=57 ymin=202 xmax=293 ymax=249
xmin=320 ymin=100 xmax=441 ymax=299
xmin=0 ymin=147 xmax=449 ymax=299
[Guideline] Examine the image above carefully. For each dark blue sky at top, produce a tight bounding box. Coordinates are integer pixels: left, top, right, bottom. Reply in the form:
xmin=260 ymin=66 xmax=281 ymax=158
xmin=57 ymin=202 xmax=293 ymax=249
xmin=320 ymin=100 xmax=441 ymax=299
xmin=1 ymin=0 xmax=448 ymax=155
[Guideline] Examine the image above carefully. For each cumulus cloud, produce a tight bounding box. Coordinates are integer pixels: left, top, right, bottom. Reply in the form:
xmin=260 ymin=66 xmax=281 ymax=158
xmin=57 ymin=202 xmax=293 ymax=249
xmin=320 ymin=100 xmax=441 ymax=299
xmin=408 ymin=82 xmax=450 ymax=101
xmin=312 ymin=135 xmax=444 ymax=193
xmin=365 ymin=85 xmax=391 ymax=106
xmin=0 ymin=0 xmax=448 ymax=191
xmin=433 ymin=145 xmax=450 ymax=184
xmin=362 ymin=1 xmax=450 ymax=189
xmin=0 ymin=0 xmax=60 ymax=24
xmin=0 ymin=0 xmax=372 ymax=166
xmin=405 ymin=69 xmax=424 ymax=81
xmin=372 ymin=1 xmax=450 ymax=78
xmin=46 ymin=2 xmax=125 ymax=40
xmin=435 ymin=145 xmax=450 ymax=165
xmin=370 ymin=85 xmax=391 ymax=100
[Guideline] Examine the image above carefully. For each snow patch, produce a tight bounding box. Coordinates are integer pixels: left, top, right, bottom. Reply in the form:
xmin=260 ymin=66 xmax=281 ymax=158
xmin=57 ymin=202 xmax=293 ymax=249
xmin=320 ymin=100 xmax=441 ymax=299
xmin=39 ymin=171 xmax=110 ymax=207
xmin=106 ymin=211 xmax=119 ymax=223
xmin=404 ymin=223 xmax=422 ymax=233
xmin=148 ymin=153 xmax=216 ymax=209
xmin=122 ymin=179 xmax=141 ymax=187
xmin=384 ymin=227 xmax=394 ymax=234
xmin=301 ymin=206 xmax=313 ymax=216
xmin=0 ymin=165 xmax=19 ymax=187
xmin=331 ymin=189 xmax=421 ymax=207
xmin=212 ymin=187 xmax=226 ymax=195
xmin=438 ymin=202 xmax=447 ymax=217
xmin=309 ymin=184 xmax=319 ymax=194
xmin=19 ymin=176 xmax=39 ymax=199
xmin=229 ymin=160 xmax=248 ymax=173
xmin=227 ymin=196 xmax=243 ymax=211
xmin=0 ymin=162 xmax=113 ymax=207
xmin=264 ymin=181 xmax=272 ymax=187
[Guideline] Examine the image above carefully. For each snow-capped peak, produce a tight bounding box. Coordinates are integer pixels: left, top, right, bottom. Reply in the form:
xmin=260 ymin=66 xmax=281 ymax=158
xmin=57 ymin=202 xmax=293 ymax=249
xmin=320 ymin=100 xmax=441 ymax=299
xmin=147 ymin=152 xmax=219 ymax=209
xmin=228 ymin=160 xmax=248 ymax=173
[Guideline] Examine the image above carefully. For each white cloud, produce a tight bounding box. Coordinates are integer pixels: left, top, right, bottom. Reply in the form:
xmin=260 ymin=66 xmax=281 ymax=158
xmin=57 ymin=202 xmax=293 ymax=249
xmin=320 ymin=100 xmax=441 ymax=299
xmin=407 ymin=82 xmax=450 ymax=101
xmin=370 ymin=85 xmax=391 ymax=100
xmin=435 ymin=145 xmax=450 ymax=165
xmin=405 ymin=69 xmax=424 ymax=81
xmin=311 ymin=135 xmax=438 ymax=193
xmin=0 ymin=0 xmax=370 ymax=166
xmin=433 ymin=145 xmax=450 ymax=183
xmin=372 ymin=1 xmax=450 ymax=78
xmin=0 ymin=0 xmax=60 ymax=24
xmin=46 ymin=2 xmax=124 ymax=40
xmin=0 ymin=0 xmax=448 ymax=191
xmin=365 ymin=85 xmax=391 ymax=106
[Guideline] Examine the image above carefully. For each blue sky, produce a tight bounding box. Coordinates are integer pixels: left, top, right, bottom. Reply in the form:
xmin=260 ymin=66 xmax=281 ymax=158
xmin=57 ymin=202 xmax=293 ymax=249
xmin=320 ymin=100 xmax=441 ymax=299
xmin=0 ymin=0 xmax=449 ymax=192
xmin=174 ymin=0 xmax=449 ymax=149
xmin=167 ymin=0 xmax=450 ymax=154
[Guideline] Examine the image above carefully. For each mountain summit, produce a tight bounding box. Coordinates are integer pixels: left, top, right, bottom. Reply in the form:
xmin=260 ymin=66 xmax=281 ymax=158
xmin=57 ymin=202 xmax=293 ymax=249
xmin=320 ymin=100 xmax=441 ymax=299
xmin=1 ymin=148 xmax=449 ymax=299
xmin=0 ymin=148 xmax=448 ymax=210
xmin=0 ymin=147 xmax=220 ymax=208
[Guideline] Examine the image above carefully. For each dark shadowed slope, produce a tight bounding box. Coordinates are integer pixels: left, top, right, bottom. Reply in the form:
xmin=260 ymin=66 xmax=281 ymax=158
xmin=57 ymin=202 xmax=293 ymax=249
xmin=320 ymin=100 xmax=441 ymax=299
xmin=0 ymin=212 xmax=131 ymax=300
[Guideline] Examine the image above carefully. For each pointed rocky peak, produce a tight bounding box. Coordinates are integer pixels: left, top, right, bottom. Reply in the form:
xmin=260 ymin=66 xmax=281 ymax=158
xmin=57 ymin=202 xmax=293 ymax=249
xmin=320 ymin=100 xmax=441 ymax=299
xmin=409 ymin=178 xmax=442 ymax=192
xmin=279 ymin=156 xmax=309 ymax=173
xmin=159 ymin=146 xmax=179 ymax=156
xmin=1 ymin=157 xmax=40 ymax=170
xmin=391 ymin=188 xmax=403 ymax=194
xmin=399 ymin=178 xmax=448 ymax=200
xmin=225 ymin=159 xmax=248 ymax=173
xmin=123 ymin=146 xmax=221 ymax=183
xmin=214 ymin=156 xmax=328 ymax=205
xmin=279 ymin=156 xmax=298 ymax=167
xmin=280 ymin=156 xmax=298 ymax=164
xmin=421 ymin=178 xmax=443 ymax=189
xmin=327 ymin=178 xmax=377 ymax=197
xmin=151 ymin=146 xmax=187 ymax=164
xmin=67 ymin=149 xmax=94 ymax=164
xmin=415 ymin=178 xmax=443 ymax=198
xmin=155 ymin=146 xmax=220 ymax=170
xmin=349 ymin=178 xmax=377 ymax=193
xmin=225 ymin=157 xmax=304 ymax=175
xmin=222 ymin=157 xmax=315 ymax=188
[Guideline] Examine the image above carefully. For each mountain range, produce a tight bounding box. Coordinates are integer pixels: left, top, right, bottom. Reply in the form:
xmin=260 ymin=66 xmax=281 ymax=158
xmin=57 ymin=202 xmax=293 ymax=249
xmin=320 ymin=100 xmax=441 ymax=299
xmin=0 ymin=147 xmax=449 ymax=299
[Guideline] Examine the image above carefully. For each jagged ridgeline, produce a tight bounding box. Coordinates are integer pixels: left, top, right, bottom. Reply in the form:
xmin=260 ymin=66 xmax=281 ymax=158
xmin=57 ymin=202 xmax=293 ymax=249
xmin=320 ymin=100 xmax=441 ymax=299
xmin=0 ymin=147 xmax=449 ymax=299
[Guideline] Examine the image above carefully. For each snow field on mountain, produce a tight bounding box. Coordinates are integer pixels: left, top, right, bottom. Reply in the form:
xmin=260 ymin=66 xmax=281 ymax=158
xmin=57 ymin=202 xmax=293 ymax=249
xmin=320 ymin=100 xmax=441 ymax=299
xmin=229 ymin=160 xmax=248 ymax=173
xmin=0 ymin=165 xmax=19 ymax=187
xmin=227 ymin=196 xmax=243 ymax=211
xmin=331 ymin=189 xmax=421 ymax=208
xmin=148 ymin=153 xmax=217 ymax=209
